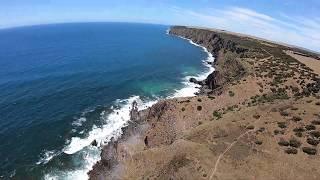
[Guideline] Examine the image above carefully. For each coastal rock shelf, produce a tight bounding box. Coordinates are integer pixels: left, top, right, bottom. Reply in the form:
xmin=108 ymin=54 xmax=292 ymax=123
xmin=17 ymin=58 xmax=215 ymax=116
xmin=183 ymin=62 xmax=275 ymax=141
xmin=89 ymin=26 xmax=320 ymax=180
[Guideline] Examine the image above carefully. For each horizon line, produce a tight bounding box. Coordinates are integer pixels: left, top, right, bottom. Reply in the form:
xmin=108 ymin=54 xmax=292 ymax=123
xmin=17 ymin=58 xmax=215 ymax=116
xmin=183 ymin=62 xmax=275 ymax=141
xmin=1 ymin=21 xmax=319 ymax=54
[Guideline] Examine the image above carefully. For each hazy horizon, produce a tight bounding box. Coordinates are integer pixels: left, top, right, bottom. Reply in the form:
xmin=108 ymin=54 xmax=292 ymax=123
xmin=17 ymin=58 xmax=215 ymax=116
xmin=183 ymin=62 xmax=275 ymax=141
xmin=1 ymin=1 xmax=320 ymax=54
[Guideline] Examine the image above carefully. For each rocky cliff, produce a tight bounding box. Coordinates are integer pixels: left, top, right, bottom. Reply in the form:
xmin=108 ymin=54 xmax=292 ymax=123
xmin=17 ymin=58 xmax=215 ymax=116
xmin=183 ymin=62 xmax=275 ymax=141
xmin=89 ymin=26 xmax=320 ymax=180
xmin=169 ymin=26 xmax=247 ymax=94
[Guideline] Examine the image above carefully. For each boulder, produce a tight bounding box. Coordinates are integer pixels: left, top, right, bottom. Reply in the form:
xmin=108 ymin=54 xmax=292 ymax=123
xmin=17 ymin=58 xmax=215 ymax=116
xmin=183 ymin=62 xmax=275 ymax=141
xmin=189 ymin=78 xmax=198 ymax=83
xmin=91 ymin=140 xmax=98 ymax=147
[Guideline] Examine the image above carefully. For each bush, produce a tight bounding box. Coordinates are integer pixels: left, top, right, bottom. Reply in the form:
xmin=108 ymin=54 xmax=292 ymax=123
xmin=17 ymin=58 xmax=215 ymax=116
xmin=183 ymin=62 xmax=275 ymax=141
xmin=307 ymin=138 xmax=319 ymax=146
xmin=208 ymin=96 xmax=215 ymax=100
xmin=255 ymin=140 xmax=263 ymax=145
xmin=280 ymin=111 xmax=289 ymax=116
xmin=285 ymin=147 xmax=298 ymax=154
xmin=253 ymin=114 xmax=261 ymax=119
xmin=302 ymin=147 xmax=317 ymax=155
xmin=181 ymin=107 xmax=185 ymax=111
xmin=247 ymin=125 xmax=255 ymax=130
xmin=311 ymin=120 xmax=320 ymax=125
xmin=277 ymin=122 xmax=287 ymax=129
xmin=310 ymin=131 xmax=320 ymax=138
xmin=228 ymin=91 xmax=235 ymax=97
xmin=197 ymin=98 xmax=202 ymax=102
xmin=292 ymin=116 xmax=302 ymax=122
xmin=293 ymin=127 xmax=305 ymax=132
xmin=289 ymin=138 xmax=301 ymax=148
xmin=227 ymin=106 xmax=234 ymax=111
xmin=258 ymin=127 xmax=265 ymax=132
xmin=213 ymin=111 xmax=222 ymax=119
xmin=197 ymin=106 xmax=202 ymax=111
xmin=305 ymin=124 xmax=316 ymax=130
xmin=278 ymin=139 xmax=289 ymax=146
xmin=295 ymin=132 xmax=303 ymax=137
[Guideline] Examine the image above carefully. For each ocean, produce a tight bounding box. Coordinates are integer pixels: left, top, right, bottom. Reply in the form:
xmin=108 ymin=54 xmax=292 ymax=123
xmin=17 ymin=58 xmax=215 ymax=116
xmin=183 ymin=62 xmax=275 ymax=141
xmin=0 ymin=22 xmax=214 ymax=179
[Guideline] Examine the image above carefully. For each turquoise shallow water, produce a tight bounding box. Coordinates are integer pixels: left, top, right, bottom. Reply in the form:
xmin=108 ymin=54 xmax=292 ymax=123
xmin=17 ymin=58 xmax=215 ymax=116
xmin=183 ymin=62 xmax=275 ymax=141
xmin=0 ymin=22 xmax=210 ymax=179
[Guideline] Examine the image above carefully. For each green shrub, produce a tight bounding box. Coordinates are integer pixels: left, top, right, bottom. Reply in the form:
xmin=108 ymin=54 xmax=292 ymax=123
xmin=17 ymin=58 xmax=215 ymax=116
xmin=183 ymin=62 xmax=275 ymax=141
xmin=277 ymin=122 xmax=287 ymax=129
xmin=307 ymin=138 xmax=319 ymax=146
xmin=253 ymin=114 xmax=261 ymax=119
xmin=213 ymin=111 xmax=222 ymax=119
xmin=305 ymin=124 xmax=316 ymax=130
xmin=280 ymin=111 xmax=289 ymax=116
xmin=278 ymin=139 xmax=289 ymax=146
xmin=289 ymin=138 xmax=301 ymax=148
xmin=228 ymin=91 xmax=235 ymax=97
xmin=292 ymin=116 xmax=302 ymax=122
xmin=302 ymin=147 xmax=317 ymax=155
xmin=285 ymin=147 xmax=298 ymax=154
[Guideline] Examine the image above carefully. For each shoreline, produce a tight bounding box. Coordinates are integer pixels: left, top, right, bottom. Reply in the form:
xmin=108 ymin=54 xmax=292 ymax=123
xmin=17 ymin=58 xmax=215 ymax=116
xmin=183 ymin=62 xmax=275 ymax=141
xmin=87 ymin=28 xmax=219 ymax=179
xmin=43 ymin=27 xmax=217 ymax=179
xmin=40 ymin=26 xmax=214 ymax=180
xmin=169 ymin=35 xmax=215 ymax=98
xmin=89 ymin=26 xmax=320 ymax=179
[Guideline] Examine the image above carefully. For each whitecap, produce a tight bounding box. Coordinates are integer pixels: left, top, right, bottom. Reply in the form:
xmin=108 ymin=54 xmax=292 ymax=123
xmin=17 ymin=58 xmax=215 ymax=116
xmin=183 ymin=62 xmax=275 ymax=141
xmin=45 ymin=96 xmax=157 ymax=180
xmin=43 ymin=30 xmax=215 ymax=179
xmin=170 ymin=35 xmax=215 ymax=98
xmin=36 ymin=150 xmax=60 ymax=165
xmin=71 ymin=117 xmax=86 ymax=127
xmin=64 ymin=96 xmax=143 ymax=155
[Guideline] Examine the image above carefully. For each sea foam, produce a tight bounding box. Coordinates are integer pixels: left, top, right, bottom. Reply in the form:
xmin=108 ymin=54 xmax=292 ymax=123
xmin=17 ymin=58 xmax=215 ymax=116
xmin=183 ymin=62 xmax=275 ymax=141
xmin=171 ymin=35 xmax=215 ymax=98
xmin=44 ymin=30 xmax=215 ymax=180
xmin=44 ymin=96 xmax=157 ymax=180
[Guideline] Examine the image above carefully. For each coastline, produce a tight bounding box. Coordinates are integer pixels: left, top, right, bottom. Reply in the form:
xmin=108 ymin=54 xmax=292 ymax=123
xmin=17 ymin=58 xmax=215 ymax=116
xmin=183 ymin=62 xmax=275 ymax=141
xmin=87 ymin=28 xmax=219 ymax=179
xmin=89 ymin=26 xmax=320 ymax=180
xmin=39 ymin=25 xmax=214 ymax=180
xmin=86 ymin=28 xmax=217 ymax=178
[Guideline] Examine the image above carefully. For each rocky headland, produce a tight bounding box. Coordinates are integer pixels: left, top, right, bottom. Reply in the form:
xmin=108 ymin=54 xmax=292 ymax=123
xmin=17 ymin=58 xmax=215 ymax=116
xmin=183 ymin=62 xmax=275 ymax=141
xmin=89 ymin=26 xmax=320 ymax=180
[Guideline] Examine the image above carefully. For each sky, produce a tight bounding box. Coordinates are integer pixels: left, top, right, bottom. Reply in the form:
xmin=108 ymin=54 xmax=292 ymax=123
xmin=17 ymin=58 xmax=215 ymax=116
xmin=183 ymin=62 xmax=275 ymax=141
xmin=1 ymin=0 xmax=320 ymax=52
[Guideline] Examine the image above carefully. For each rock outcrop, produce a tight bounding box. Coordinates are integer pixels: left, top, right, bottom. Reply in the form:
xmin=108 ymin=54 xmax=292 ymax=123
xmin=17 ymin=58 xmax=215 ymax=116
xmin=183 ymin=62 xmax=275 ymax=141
xmin=88 ymin=100 xmax=171 ymax=179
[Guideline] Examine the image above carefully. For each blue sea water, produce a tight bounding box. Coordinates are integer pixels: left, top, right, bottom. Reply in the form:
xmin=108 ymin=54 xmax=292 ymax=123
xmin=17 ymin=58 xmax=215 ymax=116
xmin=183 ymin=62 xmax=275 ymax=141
xmin=0 ymin=23 xmax=212 ymax=179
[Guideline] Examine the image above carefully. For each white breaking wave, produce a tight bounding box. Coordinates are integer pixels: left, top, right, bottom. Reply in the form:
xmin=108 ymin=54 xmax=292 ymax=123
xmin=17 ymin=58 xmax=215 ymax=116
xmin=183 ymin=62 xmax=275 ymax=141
xmin=166 ymin=28 xmax=170 ymax=35
xmin=43 ymin=30 xmax=215 ymax=180
xmin=44 ymin=146 xmax=100 ymax=180
xmin=37 ymin=150 xmax=60 ymax=165
xmin=44 ymin=96 xmax=157 ymax=180
xmin=170 ymin=35 xmax=215 ymax=98
xmin=63 ymin=96 xmax=157 ymax=155
xmin=71 ymin=117 xmax=86 ymax=127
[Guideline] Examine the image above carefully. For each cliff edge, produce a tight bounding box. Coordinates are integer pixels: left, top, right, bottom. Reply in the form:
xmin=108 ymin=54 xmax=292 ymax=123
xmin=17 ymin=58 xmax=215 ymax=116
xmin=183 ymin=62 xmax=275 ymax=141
xmin=89 ymin=26 xmax=320 ymax=180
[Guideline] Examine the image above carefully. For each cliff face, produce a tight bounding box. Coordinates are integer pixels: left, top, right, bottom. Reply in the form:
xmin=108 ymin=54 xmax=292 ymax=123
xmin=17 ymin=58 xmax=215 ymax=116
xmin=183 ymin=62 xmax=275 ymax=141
xmin=88 ymin=101 xmax=172 ymax=179
xmin=169 ymin=26 xmax=247 ymax=94
xmin=89 ymin=26 xmax=320 ymax=180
